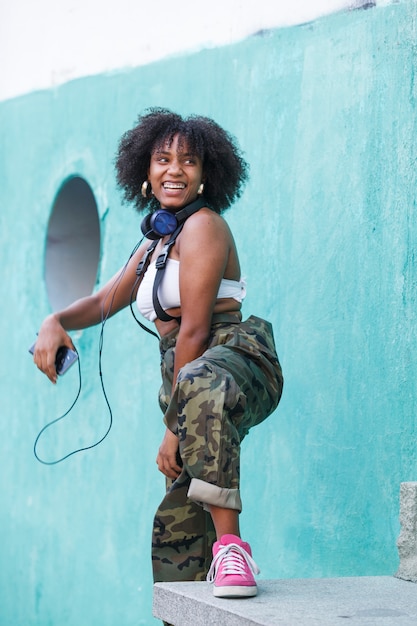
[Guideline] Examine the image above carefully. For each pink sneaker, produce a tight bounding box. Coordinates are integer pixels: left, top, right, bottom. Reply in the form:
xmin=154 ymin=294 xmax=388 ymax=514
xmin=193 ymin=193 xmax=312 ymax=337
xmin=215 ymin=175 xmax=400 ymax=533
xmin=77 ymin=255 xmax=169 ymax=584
xmin=206 ymin=534 xmax=260 ymax=598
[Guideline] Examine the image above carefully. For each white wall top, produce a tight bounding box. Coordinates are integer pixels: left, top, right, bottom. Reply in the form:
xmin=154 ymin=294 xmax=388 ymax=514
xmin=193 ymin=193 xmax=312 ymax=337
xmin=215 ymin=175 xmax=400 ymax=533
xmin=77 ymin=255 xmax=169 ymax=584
xmin=1 ymin=0 xmax=390 ymax=101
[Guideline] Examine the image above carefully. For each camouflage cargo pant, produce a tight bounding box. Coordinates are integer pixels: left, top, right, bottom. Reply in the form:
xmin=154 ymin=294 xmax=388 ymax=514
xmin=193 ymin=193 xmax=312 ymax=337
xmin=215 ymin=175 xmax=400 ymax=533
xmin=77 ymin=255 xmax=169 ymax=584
xmin=152 ymin=312 xmax=283 ymax=583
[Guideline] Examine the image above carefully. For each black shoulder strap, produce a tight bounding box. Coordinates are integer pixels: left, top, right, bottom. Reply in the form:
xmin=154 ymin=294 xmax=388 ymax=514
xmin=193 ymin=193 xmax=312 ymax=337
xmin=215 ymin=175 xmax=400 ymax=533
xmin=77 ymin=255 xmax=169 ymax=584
xmin=130 ymin=239 xmax=160 ymax=339
xmin=135 ymin=239 xmax=158 ymax=279
xmin=152 ymin=224 xmax=184 ymax=323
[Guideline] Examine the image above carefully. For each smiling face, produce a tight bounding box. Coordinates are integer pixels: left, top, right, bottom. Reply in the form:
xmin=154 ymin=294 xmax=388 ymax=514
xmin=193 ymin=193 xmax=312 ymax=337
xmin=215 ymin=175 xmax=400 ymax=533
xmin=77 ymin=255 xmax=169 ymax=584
xmin=148 ymin=134 xmax=204 ymax=210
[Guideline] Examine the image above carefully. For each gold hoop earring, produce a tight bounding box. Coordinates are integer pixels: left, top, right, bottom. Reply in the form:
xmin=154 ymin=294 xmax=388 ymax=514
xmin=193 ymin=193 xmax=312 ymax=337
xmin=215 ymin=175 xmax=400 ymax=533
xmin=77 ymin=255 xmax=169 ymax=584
xmin=197 ymin=183 xmax=204 ymax=195
xmin=141 ymin=181 xmax=150 ymax=198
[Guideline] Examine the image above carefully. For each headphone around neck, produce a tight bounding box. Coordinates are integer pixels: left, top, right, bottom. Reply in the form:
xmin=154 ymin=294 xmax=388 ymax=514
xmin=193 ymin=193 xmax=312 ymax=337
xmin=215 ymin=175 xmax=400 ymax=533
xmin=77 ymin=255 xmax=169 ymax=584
xmin=140 ymin=196 xmax=207 ymax=240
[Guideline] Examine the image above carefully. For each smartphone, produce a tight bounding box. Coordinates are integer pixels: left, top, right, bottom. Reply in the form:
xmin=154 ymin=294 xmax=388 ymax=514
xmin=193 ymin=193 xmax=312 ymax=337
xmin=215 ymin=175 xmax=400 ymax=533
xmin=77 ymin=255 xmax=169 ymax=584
xmin=29 ymin=342 xmax=78 ymax=375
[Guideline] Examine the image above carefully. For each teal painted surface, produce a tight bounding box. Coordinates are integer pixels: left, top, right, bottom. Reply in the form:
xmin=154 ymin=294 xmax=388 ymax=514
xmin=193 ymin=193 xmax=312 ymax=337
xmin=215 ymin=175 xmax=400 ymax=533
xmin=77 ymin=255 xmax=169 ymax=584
xmin=1 ymin=2 xmax=417 ymax=624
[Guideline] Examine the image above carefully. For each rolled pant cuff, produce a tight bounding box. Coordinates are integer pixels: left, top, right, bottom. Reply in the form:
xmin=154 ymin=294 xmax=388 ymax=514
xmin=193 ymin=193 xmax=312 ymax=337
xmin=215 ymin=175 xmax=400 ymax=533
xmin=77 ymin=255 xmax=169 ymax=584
xmin=187 ymin=478 xmax=242 ymax=512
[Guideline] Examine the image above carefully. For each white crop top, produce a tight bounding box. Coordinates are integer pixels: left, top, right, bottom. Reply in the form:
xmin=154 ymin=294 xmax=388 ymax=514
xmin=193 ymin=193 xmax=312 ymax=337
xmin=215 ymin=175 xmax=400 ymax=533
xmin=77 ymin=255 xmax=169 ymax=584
xmin=136 ymin=258 xmax=246 ymax=322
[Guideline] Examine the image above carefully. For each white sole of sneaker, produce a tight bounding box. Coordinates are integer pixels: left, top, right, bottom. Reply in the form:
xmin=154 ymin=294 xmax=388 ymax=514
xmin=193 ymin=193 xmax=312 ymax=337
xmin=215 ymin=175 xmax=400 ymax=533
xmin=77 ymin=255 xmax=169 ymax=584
xmin=213 ymin=585 xmax=257 ymax=598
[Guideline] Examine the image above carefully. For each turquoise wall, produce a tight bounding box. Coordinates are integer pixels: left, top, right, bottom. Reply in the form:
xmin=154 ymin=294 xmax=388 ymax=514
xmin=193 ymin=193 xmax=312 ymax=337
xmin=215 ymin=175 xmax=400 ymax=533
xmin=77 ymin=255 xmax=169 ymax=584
xmin=1 ymin=2 xmax=417 ymax=624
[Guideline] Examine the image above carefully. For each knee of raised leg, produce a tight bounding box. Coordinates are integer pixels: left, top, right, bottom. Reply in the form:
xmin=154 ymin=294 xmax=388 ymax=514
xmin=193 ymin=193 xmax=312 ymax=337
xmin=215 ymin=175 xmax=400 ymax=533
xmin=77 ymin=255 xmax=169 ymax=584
xmin=177 ymin=359 xmax=215 ymax=384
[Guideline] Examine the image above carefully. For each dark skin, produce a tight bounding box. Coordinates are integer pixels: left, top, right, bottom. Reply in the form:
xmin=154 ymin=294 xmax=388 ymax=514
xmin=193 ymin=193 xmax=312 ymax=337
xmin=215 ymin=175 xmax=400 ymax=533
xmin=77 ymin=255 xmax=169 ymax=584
xmin=33 ymin=134 xmax=241 ymax=538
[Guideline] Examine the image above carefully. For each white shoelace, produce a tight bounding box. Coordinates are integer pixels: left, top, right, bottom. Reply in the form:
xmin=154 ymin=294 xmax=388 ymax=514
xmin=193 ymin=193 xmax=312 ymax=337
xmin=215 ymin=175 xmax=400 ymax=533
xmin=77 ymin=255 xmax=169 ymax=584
xmin=206 ymin=543 xmax=260 ymax=582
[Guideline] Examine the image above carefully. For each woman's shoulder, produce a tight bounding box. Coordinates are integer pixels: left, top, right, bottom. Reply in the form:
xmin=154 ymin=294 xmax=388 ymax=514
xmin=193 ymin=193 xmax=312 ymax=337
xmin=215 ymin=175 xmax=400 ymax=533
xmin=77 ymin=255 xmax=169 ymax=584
xmin=176 ymin=212 xmax=236 ymax=265
xmin=183 ymin=206 xmax=230 ymax=235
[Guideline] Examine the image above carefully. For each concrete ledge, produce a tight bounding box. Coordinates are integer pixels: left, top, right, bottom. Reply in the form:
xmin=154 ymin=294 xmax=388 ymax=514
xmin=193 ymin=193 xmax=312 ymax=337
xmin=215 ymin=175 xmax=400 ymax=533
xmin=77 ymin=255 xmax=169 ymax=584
xmin=153 ymin=577 xmax=417 ymax=625
xmin=396 ymin=482 xmax=417 ymax=583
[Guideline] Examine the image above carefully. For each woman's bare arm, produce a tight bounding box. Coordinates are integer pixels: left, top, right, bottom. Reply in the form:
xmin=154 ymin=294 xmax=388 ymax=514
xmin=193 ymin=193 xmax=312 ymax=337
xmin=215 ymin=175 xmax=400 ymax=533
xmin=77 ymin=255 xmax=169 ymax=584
xmin=33 ymin=240 xmax=149 ymax=383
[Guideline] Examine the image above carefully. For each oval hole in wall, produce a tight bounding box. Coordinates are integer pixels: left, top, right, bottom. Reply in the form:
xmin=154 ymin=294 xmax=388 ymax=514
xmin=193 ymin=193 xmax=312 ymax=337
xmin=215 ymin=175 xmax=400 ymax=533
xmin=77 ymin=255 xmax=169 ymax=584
xmin=45 ymin=176 xmax=101 ymax=311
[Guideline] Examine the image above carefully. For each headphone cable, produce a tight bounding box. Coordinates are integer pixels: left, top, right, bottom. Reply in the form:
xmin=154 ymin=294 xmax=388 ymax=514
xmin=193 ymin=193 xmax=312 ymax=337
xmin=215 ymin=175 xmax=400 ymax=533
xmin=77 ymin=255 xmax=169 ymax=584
xmin=33 ymin=238 xmax=146 ymax=465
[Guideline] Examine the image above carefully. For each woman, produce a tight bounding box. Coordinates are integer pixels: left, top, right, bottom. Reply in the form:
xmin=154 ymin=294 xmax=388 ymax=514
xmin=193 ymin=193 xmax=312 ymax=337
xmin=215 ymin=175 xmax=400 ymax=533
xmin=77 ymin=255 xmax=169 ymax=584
xmin=33 ymin=108 xmax=283 ymax=598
